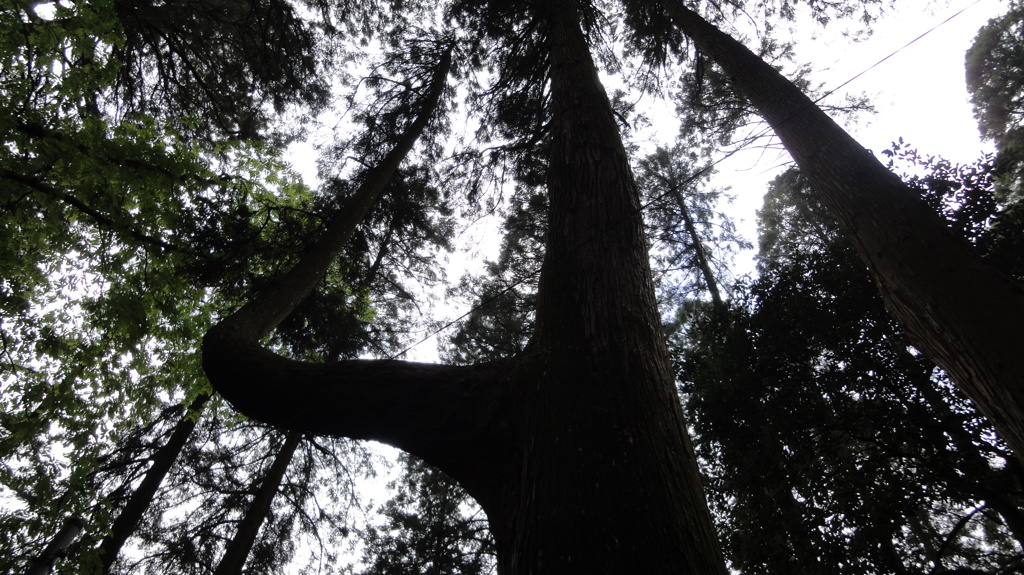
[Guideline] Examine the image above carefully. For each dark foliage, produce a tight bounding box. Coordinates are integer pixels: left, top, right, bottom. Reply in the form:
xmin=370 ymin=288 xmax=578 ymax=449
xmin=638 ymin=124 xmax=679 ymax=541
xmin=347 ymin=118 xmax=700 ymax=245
xmin=677 ymin=154 xmax=1024 ymax=574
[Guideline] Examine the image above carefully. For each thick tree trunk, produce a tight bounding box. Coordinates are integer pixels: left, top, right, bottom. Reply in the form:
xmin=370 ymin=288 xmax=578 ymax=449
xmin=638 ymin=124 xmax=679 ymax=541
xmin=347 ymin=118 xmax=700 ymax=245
xmin=212 ymin=430 xmax=302 ymax=575
xmin=663 ymin=0 xmax=1024 ymax=460
xmin=483 ymin=1 xmax=726 ymax=572
xmin=98 ymin=395 xmax=209 ymax=574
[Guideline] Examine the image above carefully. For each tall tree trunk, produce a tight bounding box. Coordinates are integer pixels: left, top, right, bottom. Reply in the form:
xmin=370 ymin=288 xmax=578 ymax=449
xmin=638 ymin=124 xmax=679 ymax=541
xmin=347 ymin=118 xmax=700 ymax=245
xmin=212 ymin=430 xmax=303 ymax=575
xmin=646 ymin=166 xmax=725 ymax=308
xmin=663 ymin=0 xmax=1024 ymax=460
xmin=98 ymin=395 xmax=209 ymax=574
xmin=484 ymin=0 xmax=727 ymax=571
xmin=205 ymin=45 xmax=453 ymax=345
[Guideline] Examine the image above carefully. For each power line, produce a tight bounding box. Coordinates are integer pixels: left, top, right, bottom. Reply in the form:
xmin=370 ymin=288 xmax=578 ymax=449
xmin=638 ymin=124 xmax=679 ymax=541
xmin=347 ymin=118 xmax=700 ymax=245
xmin=818 ymin=0 xmax=986 ymax=103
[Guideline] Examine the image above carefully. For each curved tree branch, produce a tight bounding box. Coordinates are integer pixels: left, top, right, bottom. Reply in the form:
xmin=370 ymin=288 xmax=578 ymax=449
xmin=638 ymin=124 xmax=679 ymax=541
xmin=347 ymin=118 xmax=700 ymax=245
xmin=202 ymin=44 xmax=511 ymax=505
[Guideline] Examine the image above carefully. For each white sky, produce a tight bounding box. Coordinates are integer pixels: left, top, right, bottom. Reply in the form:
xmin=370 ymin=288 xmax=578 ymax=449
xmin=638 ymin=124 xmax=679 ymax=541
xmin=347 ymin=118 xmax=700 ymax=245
xmin=810 ymin=0 xmax=999 ymax=162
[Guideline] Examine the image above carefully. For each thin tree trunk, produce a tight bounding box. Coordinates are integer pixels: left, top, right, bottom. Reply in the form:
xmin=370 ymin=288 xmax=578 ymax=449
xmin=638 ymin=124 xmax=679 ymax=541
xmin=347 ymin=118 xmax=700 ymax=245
xmin=205 ymin=45 xmax=452 ymax=344
xmin=98 ymin=395 xmax=209 ymax=574
xmin=663 ymin=0 xmax=1024 ymax=461
xmin=646 ymin=168 xmax=724 ymax=308
xmin=677 ymin=194 xmax=723 ymax=308
xmin=212 ymin=430 xmax=303 ymax=575
xmin=670 ymin=186 xmax=724 ymax=309
xmin=26 ymin=517 xmax=83 ymax=575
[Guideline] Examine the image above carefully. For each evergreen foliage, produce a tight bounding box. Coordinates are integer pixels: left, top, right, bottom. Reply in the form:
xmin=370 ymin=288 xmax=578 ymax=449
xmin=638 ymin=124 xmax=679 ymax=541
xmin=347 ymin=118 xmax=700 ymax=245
xmin=677 ymin=149 xmax=1024 ymax=574
xmin=967 ymin=0 xmax=1024 ymax=199
xmin=356 ymin=455 xmax=494 ymax=575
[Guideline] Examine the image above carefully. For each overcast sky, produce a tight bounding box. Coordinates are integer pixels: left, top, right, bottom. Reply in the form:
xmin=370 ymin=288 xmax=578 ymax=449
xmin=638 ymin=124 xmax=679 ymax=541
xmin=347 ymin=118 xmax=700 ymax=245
xmin=717 ymin=0 xmax=1005 ymax=241
xmin=816 ymin=0 xmax=1000 ymax=161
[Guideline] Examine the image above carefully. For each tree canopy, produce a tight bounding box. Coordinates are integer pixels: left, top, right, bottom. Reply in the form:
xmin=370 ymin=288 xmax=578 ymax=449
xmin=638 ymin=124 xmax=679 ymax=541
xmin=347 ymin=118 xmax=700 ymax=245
xmin=3 ymin=0 xmax=1024 ymax=573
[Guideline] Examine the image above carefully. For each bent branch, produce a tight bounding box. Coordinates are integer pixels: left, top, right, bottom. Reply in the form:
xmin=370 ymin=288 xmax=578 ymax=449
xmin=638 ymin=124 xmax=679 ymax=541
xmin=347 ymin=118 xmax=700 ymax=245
xmin=201 ymin=340 xmax=506 ymax=501
xmin=202 ymin=44 xmax=509 ymax=498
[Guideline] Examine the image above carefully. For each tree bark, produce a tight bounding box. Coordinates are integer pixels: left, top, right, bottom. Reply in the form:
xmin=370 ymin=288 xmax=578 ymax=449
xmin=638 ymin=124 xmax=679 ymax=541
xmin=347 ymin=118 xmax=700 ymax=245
xmin=212 ymin=430 xmax=303 ymax=575
xmin=483 ymin=0 xmax=726 ymax=571
xmin=98 ymin=395 xmax=209 ymax=574
xmin=663 ymin=0 xmax=1024 ymax=460
xmin=26 ymin=517 xmax=84 ymax=575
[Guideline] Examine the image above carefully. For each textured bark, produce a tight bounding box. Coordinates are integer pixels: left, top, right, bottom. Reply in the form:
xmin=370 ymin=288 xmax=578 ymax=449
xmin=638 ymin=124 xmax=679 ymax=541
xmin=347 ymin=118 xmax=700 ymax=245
xmin=98 ymin=395 xmax=209 ymax=574
xmin=663 ymin=0 xmax=1024 ymax=460
xmin=212 ymin=430 xmax=302 ymax=575
xmin=483 ymin=1 xmax=726 ymax=572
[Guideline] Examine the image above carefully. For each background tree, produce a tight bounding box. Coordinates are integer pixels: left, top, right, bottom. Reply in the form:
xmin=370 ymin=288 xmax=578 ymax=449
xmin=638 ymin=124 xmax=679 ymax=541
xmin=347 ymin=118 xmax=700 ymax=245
xmin=662 ymin=0 xmax=1024 ymax=461
xmin=967 ymin=0 xmax=1024 ymax=200
xmin=677 ymin=151 xmax=1024 ymax=574
xmin=95 ymin=395 xmax=211 ymax=574
xmin=109 ymin=419 xmax=361 ymax=575
xmin=355 ymin=455 xmax=495 ymax=575
xmin=638 ymin=143 xmax=751 ymax=311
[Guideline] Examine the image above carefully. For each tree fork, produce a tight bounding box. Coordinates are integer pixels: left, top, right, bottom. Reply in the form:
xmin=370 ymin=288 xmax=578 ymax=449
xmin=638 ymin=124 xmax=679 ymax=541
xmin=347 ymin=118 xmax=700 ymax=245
xmin=205 ymin=9 xmax=730 ymax=573
xmin=663 ymin=0 xmax=1024 ymax=460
